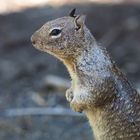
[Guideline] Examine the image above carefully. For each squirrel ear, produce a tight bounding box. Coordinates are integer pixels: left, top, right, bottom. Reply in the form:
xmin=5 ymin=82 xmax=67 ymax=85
xmin=69 ymin=8 xmax=76 ymax=17
xmin=75 ymin=15 xmax=86 ymax=32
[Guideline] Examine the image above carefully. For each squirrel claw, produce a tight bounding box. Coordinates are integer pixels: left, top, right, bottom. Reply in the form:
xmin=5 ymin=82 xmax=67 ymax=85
xmin=70 ymin=100 xmax=84 ymax=113
xmin=66 ymin=88 xmax=73 ymax=102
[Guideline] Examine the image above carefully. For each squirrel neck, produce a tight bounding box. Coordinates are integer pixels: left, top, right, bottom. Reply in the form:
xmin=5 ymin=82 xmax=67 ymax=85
xmin=64 ymin=41 xmax=112 ymax=88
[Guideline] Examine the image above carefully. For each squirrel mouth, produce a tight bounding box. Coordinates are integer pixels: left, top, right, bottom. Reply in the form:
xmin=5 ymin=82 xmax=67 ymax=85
xmin=32 ymin=41 xmax=43 ymax=50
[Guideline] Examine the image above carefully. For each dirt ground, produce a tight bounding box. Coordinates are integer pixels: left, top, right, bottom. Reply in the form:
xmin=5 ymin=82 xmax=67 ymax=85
xmin=0 ymin=3 xmax=140 ymax=140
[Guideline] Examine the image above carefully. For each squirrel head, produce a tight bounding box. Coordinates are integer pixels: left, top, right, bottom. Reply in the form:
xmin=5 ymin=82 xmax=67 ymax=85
xmin=31 ymin=9 xmax=94 ymax=62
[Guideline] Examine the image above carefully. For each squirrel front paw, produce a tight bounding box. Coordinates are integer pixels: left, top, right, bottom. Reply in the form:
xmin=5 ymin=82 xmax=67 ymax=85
xmin=66 ymin=88 xmax=73 ymax=102
xmin=66 ymin=88 xmax=86 ymax=113
xmin=70 ymin=100 xmax=84 ymax=113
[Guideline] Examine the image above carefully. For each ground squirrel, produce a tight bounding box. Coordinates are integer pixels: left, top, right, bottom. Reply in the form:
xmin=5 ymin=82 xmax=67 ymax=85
xmin=31 ymin=9 xmax=140 ymax=140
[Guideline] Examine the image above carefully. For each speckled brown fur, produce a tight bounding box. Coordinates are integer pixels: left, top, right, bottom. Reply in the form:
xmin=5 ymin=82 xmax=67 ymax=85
xmin=31 ymin=9 xmax=140 ymax=140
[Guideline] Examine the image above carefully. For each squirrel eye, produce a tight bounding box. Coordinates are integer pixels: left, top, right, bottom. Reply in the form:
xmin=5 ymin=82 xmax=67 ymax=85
xmin=50 ymin=29 xmax=61 ymax=36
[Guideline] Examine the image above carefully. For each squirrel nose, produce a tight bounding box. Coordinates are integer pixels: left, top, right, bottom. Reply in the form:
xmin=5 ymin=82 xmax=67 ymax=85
xmin=31 ymin=35 xmax=36 ymax=45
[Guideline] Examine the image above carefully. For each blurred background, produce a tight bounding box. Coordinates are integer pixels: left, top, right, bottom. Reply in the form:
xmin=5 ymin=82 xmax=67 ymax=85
xmin=1 ymin=0 xmax=140 ymax=140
